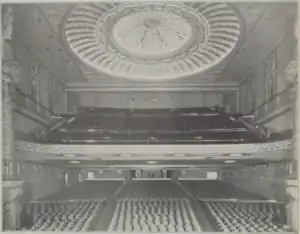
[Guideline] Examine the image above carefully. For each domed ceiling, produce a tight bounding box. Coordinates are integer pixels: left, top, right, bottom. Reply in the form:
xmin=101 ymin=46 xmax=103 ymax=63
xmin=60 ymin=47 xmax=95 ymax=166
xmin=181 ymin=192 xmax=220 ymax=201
xmin=62 ymin=3 xmax=241 ymax=81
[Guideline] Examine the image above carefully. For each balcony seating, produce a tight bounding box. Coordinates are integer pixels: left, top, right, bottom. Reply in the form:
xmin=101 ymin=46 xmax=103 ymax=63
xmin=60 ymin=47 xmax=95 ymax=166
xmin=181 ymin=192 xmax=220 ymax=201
xmin=109 ymin=199 xmax=202 ymax=232
xmin=24 ymin=199 xmax=104 ymax=231
xmin=43 ymin=107 xmax=271 ymax=144
xmin=204 ymin=201 xmax=286 ymax=232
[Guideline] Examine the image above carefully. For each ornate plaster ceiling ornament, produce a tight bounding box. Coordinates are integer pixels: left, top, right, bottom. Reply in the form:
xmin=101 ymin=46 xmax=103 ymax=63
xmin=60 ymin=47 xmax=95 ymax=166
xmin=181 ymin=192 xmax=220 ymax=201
xmin=62 ymin=3 xmax=242 ymax=81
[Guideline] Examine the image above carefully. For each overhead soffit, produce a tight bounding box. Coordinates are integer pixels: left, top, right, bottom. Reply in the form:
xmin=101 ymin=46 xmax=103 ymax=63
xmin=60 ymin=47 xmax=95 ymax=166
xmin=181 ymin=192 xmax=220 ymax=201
xmin=62 ymin=2 xmax=242 ymax=81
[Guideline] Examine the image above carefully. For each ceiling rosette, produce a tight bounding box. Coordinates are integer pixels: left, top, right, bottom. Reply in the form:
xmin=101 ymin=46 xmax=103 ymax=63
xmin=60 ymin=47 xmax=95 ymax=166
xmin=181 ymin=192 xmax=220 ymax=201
xmin=62 ymin=2 xmax=242 ymax=81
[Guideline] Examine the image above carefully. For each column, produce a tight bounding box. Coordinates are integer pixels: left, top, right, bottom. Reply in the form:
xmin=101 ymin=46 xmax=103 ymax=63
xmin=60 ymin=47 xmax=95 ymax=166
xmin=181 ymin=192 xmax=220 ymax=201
xmin=2 ymin=75 xmax=16 ymax=179
xmin=2 ymin=5 xmax=21 ymax=180
xmin=286 ymin=180 xmax=298 ymax=232
xmin=285 ymin=16 xmax=298 ymax=232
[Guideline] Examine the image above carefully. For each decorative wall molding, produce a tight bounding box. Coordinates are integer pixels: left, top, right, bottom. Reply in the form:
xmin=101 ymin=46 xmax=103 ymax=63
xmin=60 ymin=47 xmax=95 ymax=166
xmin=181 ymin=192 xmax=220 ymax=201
xmin=62 ymin=2 xmax=241 ymax=81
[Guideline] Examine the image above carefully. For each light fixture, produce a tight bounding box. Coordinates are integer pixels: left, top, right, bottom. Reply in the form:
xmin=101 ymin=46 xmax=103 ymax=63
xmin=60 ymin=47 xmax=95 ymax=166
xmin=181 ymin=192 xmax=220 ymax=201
xmin=173 ymin=153 xmax=186 ymax=157
xmin=194 ymin=136 xmax=203 ymax=140
xmin=87 ymin=129 xmax=96 ymax=132
xmin=69 ymin=161 xmax=80 ymax=164
xmin=147 ymin=161 xmax=157 ymax=164
xmin=85 ymin=140 xmax=96 ymax=143
xmin=230 ymin=153 xmax=243 ymax=157
xmin=205 ymin=157 xmax=217 ymax=160
xmin=224 ymin=160 xmax=236 ymax=164
xmin=120 ymin=153 xmax=132 ymax=157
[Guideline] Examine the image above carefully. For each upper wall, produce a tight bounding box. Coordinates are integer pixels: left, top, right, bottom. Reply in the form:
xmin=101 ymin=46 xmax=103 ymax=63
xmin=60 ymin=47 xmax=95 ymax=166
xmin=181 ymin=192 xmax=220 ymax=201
xmin=221 ymin=162 xmax=291 ymax=202
xmin=238 ymin=27 xmax=297 ymax=131
xmin=66 ymin=90 xmax=237 ymax=112
xmin=8 ymin=32 xmax=66 ymax=138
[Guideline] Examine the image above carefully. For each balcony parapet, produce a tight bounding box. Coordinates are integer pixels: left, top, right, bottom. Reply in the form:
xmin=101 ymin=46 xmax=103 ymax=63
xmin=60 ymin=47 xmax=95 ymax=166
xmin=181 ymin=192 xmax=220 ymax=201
xmin=15 ymin=139 xmax=293 ymax=160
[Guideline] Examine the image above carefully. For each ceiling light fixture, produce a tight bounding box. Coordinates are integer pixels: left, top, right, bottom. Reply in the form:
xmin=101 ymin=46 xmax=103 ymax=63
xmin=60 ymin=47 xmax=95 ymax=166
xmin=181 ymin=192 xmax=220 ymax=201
xmin=173 ymin=153 xmax=186 ymax=157
xmin=230 ymin=153 xmax=243 ymax=157
xmin=147 ymin=161 xmax=157 ymax=164
xmin=69 ymin=161 xmax=80 ymax=164
xmin=120 ymin=153 xmax=132 ymax=157
xmin=224 ymin=160 xmax=236 ymax=164
xmin=85 ymin=140 xmax=96 ymax=143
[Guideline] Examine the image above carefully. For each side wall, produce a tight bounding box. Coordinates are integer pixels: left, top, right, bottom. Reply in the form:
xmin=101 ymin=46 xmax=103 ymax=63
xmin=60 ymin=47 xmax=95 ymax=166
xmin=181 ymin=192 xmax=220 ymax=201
xmin=223 ymin=25 xmax=297 ymax=201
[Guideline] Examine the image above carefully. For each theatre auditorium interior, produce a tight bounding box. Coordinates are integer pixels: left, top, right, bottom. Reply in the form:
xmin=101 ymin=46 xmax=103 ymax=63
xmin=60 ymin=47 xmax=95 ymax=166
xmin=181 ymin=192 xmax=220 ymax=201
xmin=1 ymin=2 xmax=299 ymax=233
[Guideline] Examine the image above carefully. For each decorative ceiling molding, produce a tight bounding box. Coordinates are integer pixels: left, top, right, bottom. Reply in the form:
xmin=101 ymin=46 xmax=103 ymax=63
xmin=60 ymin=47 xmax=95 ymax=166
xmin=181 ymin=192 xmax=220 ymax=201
xmin=62 ymin=2 xmax=241 ymax=81
xmin=65 ymin=81 xmax=239 ymax=92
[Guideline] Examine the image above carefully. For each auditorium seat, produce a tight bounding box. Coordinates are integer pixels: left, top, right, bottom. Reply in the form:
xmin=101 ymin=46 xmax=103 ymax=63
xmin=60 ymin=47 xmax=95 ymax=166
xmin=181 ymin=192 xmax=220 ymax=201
xmin=204 ymin=201 xmax=286 ymax=232
xmin=109 ymin=199 xmax=202 ymax=232
xmin=25 ymin=199 xmax=105 ymax=231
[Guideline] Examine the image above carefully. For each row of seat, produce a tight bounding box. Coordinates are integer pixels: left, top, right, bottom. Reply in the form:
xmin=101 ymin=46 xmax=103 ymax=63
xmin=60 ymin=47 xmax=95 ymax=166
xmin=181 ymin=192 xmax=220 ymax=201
xmin=23 ymin=200 xmax=104 ymax=231
xmin=205 ymin=201 xmax=286 ymax=232
xmin=109 ymin=199 xmax=202 ymax=232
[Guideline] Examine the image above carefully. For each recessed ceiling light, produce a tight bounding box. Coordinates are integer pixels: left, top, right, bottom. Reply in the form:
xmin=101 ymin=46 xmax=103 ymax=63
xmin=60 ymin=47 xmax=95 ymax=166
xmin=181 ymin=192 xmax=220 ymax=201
xmin=85 ymin=140 xmax=96 ymax=143
xmin=147 ymin=161 xmax=157 ymax=164
xmin=205 ymin=157 xmax=217 ymax=160
xmin=224 ymin=160 xmax=236 ymax=164
xmin=230 ymin=153 xmax=243 ymax=157
xmin=173 ymin=153 xmax=186 ymax=157
xmin=194 ymin=136 xmax=203 ymax=140
xmin=69 ymin=161 xmax=80 ymax=164
xmin=120 ymin=153 xmax=132 ymax=157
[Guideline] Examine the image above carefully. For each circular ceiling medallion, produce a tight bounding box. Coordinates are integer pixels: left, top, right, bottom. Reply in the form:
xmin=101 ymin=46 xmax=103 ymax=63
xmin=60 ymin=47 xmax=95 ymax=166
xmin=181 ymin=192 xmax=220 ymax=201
xmin=63 ymin=3 xmax=241 ymax=81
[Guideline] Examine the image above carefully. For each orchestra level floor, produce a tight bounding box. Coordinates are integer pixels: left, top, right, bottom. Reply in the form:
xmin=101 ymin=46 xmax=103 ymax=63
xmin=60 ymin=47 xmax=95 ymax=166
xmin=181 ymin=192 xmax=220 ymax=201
xmin=22 ymin=180 xmax=289 ymax=232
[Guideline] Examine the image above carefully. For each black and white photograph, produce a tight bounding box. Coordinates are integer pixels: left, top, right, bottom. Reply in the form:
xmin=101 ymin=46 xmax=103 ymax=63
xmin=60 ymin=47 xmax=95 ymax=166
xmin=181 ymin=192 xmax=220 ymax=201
xmin=1 ymin=1 xmax=299 ymax=233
